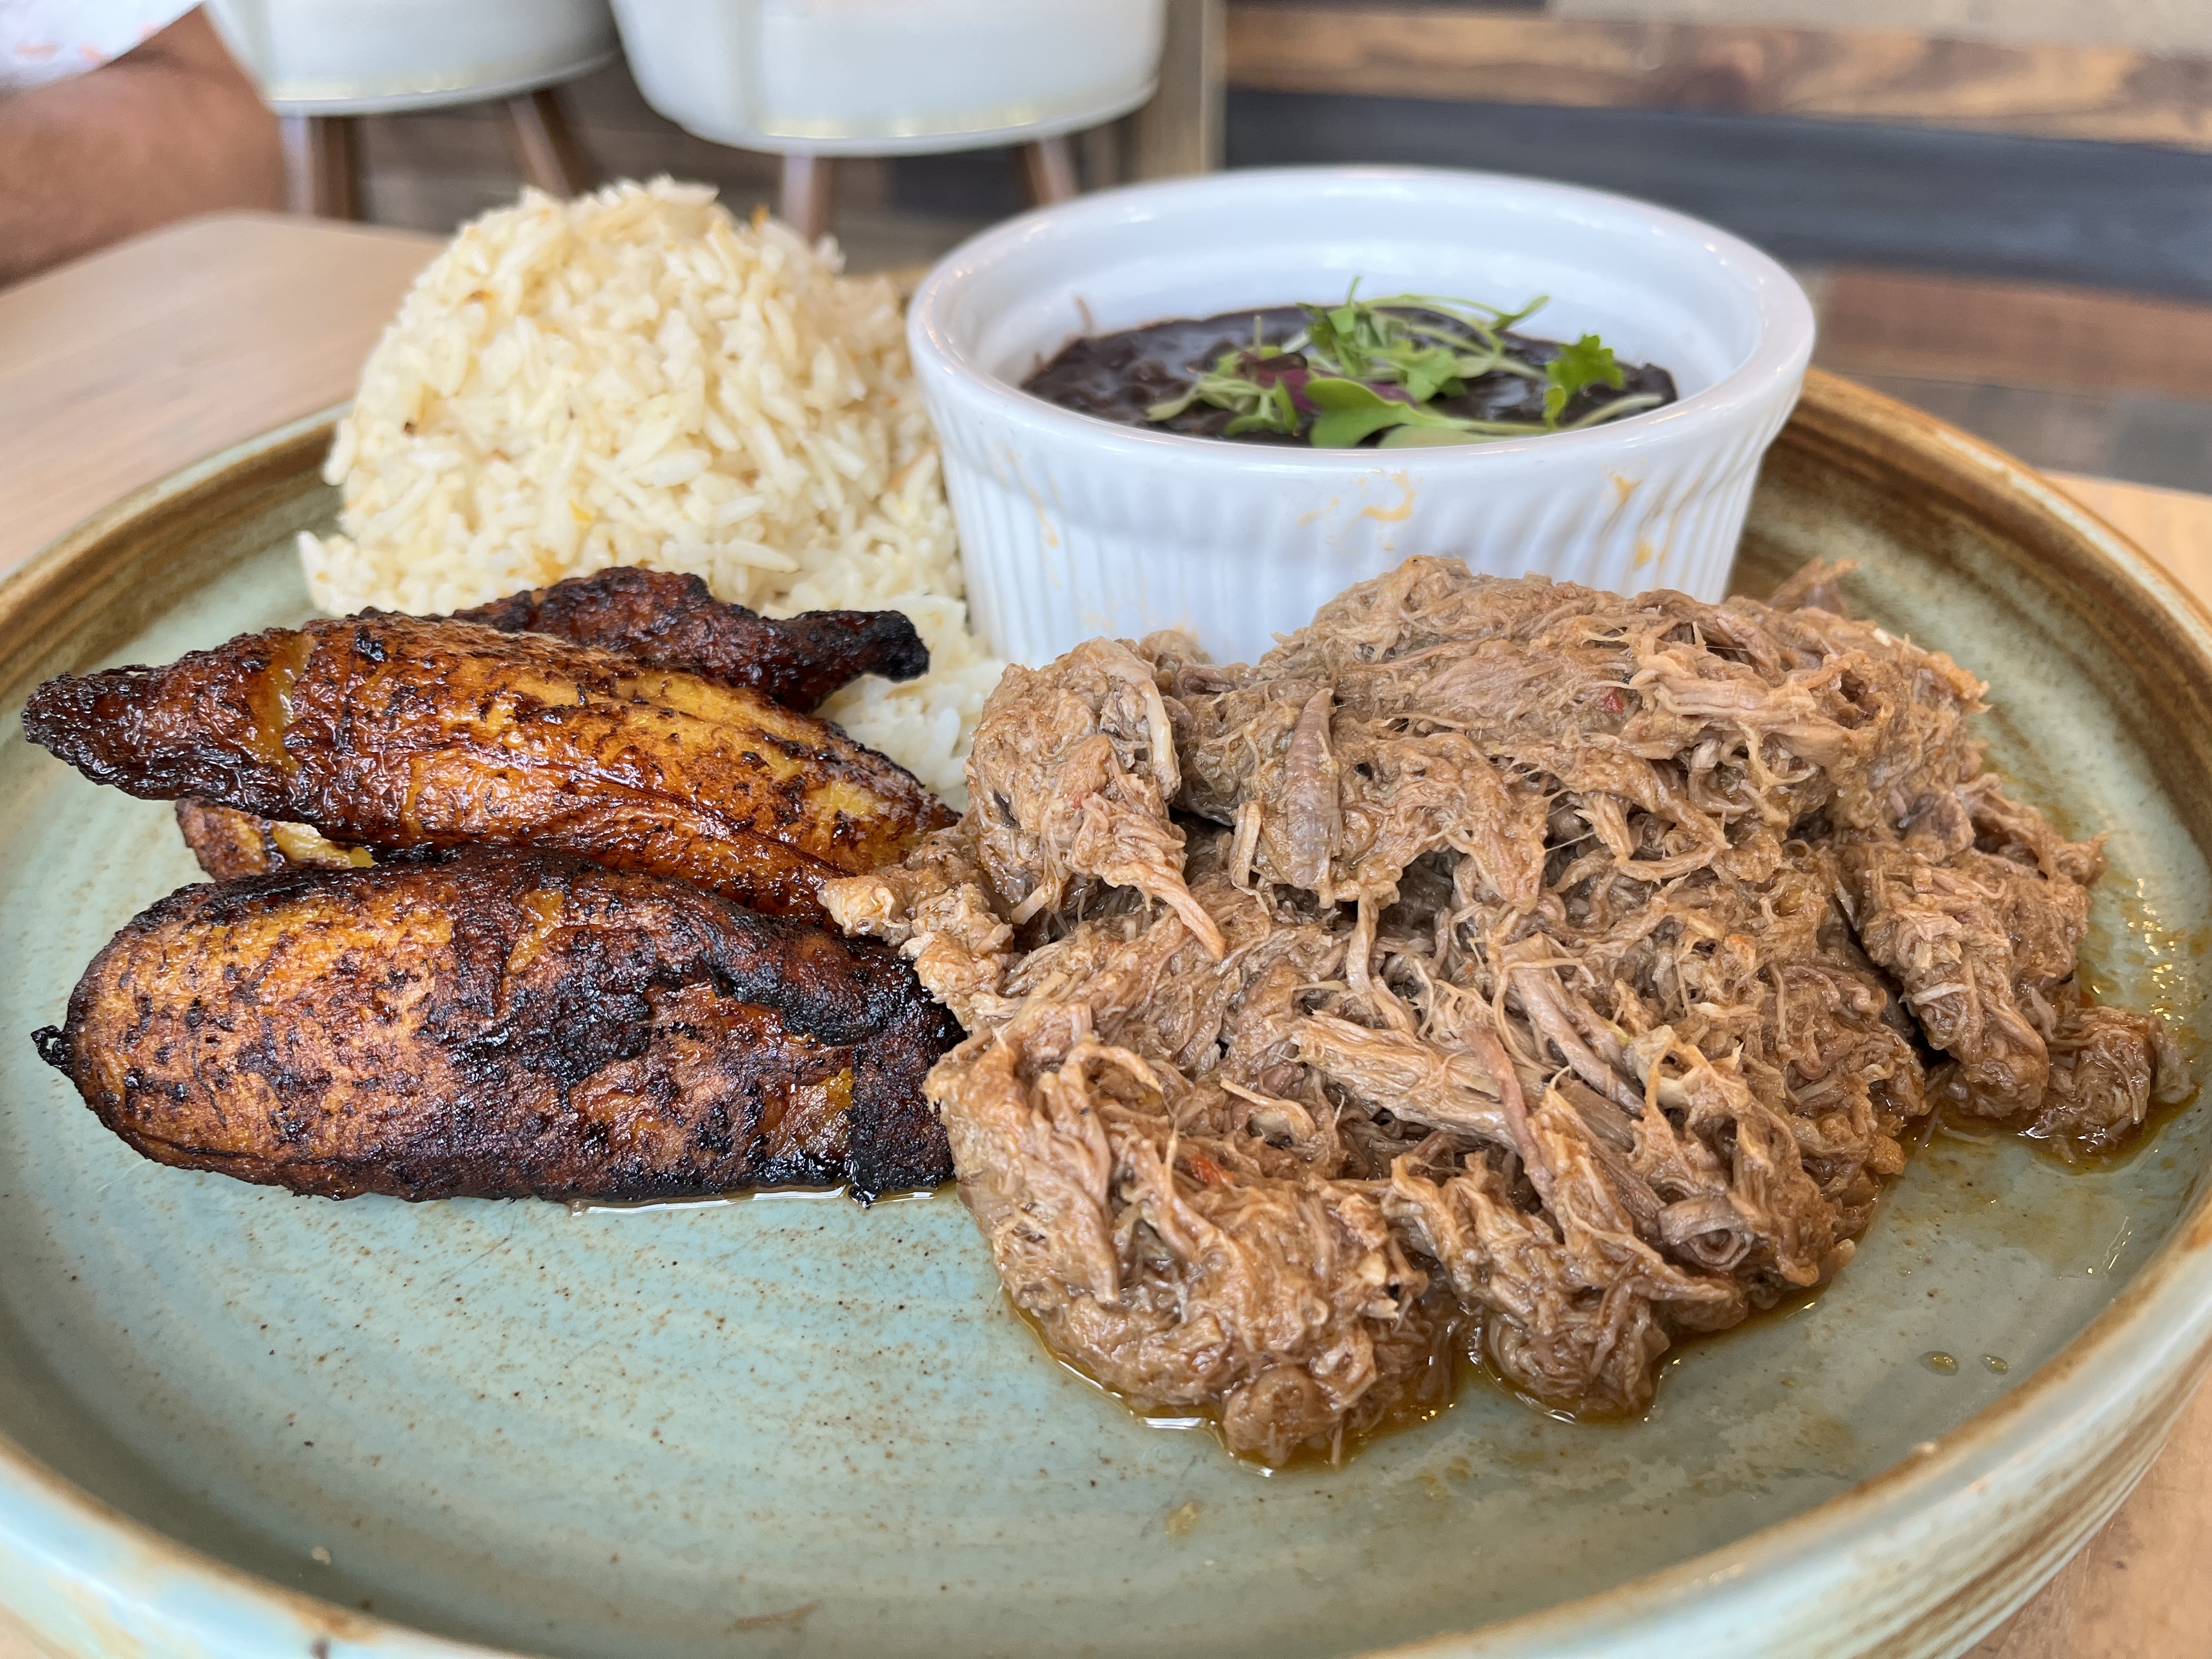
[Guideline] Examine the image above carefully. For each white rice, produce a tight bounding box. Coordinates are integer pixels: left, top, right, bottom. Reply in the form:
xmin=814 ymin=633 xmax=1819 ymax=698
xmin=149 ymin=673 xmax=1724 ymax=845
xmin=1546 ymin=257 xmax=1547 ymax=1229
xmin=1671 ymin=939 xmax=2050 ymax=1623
xmin=299 ymin=178 xmax=1000 ymax=801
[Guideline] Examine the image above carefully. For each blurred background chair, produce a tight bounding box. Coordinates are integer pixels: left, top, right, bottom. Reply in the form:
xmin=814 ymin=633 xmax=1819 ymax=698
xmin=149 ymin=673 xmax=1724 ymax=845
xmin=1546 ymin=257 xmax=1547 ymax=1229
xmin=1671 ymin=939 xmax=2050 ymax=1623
xmin=608 ymin=0 xmax=1171 ymax=239
xmin=260 ymin=0 xmax=2211 ymax=495
xmin=208 ymin=0 xmax=617 ymax=217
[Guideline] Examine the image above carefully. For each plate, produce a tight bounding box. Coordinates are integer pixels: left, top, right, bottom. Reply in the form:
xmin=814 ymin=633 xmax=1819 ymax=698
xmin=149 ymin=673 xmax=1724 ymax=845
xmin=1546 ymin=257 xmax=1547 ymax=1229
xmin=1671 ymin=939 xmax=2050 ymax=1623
xmin=4 ymin=373 xmax=2212 ymax=1659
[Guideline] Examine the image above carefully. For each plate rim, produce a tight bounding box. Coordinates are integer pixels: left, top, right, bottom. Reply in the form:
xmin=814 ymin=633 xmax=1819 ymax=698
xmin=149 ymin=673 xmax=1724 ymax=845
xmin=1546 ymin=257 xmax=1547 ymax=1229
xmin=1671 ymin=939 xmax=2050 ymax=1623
xmin=4 ymin=373 xmax=2211 ymax=1659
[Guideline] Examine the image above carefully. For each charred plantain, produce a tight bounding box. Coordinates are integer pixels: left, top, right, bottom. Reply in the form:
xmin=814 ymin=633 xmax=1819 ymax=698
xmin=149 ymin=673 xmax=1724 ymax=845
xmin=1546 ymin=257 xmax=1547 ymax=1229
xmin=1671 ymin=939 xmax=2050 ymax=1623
xmin=25 ymin=614 xmax=955 ymax=921
xmin=173 ymin=797 xmax=369 ymax=881
xmin=166 ymin=568 xmax=931 ymax=885
xmin=451 ymin=567 xmax=929 ymax=713
xmin=32 ymin=848 xmax=958 ymax=1201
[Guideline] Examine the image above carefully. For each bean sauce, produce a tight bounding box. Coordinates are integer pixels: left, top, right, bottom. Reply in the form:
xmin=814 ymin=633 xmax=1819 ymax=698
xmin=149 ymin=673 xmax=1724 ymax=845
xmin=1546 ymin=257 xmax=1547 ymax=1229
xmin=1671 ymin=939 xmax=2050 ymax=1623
xmin=1021 ymin=305 xmax=1677 ymax=446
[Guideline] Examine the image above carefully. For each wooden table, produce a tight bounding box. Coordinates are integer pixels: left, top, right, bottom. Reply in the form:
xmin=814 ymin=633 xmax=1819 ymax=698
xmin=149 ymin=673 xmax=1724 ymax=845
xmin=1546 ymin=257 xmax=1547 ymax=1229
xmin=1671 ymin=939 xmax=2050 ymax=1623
xmin=1 ymin=212 xmax=2208 ymax=1659
xmin=0 ymin=213 xmax=442 ymax=577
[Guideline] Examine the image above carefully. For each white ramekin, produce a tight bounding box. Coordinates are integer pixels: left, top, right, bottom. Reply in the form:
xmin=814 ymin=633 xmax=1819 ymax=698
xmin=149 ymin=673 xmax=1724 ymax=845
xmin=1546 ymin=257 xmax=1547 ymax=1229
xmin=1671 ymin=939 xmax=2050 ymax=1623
xmin=907 ymin=166 xmax=1815 ymax=667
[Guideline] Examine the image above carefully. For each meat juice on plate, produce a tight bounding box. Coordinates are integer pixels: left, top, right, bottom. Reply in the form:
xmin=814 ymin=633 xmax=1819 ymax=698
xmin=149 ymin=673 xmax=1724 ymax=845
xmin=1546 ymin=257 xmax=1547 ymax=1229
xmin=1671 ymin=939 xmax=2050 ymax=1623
xmin=828 ymin=555 xmax=2189 ymax=1466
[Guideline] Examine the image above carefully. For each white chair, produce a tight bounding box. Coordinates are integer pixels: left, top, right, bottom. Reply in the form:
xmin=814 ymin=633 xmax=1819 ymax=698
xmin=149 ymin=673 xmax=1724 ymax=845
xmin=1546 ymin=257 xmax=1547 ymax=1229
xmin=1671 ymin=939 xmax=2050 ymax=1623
xmin=610 ymin=0 xmax=1169 ymax=236
xmin=208 ymin=0 xmax=617 ymax=217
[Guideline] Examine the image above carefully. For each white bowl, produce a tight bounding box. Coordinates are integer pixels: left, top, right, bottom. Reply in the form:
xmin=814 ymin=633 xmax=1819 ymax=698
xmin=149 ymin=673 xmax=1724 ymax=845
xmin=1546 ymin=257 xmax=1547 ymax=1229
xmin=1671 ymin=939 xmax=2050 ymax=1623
xmin=907 ymin=166 xmax=1816 ymax=667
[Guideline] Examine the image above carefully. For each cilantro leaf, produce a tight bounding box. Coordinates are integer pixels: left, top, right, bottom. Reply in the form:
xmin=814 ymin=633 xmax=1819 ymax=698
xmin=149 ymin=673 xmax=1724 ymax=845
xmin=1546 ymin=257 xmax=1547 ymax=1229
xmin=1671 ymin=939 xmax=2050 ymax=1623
xmin=1542 ymin=334 xmax=1625 ymax=427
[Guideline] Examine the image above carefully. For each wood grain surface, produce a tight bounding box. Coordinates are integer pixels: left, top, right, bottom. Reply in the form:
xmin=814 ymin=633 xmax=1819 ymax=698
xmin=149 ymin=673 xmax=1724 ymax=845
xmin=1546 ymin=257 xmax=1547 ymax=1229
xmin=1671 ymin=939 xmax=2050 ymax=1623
xmin=1226 ymin=4 xmax=2212 ymax=152
xmin=0 ymin=213 xmax=438 ymax=578
xmin=0 ymin=212 xmax=2207 ymax=1659
xmin=1818 ymin=271 xmax=2212 ymax=403
xmin=1548 ymin=0 xmax=2212 ymax=59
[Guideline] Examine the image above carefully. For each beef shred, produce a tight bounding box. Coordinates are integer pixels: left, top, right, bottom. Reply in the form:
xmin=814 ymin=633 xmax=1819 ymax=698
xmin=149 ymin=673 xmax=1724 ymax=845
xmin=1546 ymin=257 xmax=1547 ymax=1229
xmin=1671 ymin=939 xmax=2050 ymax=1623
xmin=824 ymin=558 xmax=2188 ymax=1464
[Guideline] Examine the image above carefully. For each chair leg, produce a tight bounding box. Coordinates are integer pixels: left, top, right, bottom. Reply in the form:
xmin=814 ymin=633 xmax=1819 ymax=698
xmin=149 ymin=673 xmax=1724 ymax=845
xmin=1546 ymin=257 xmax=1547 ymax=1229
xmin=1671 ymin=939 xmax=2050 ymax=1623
xmin=504 ymin=88 xmax=595 ymax=197
xmin=779 ymin=154 xmax=839 ymax=241
xmin=280 ymin=114 xmax=362 ymax=219
xmin=1080 ymin=121 xmax=1126 ymax=191
xmin=1132 ymin=0 xmax=1225 ymax=179
xmin=1013 ymin=136 xmax=1080 ymax=206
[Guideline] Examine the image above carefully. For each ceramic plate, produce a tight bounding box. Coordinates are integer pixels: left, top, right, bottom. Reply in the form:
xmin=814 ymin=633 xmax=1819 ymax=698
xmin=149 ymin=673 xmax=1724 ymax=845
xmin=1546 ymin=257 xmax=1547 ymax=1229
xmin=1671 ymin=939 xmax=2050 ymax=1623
xmin=4 ymin=374 xmax=2211 ymax=1659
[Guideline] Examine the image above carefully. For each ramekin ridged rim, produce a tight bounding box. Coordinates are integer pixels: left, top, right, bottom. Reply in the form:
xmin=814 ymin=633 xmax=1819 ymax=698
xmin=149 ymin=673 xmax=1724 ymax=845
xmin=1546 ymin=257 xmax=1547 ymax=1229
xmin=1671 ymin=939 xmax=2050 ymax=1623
xmin=905 ymin=164 xmax=1816 ymax=471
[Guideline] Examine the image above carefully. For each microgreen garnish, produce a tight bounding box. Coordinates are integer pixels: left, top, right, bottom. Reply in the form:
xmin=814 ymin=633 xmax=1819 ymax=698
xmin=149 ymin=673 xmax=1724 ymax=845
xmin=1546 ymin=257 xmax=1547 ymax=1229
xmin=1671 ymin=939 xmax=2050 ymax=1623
xmin=1543 ymin=334 xmax=1626 ymax=426
xmin=1142 ymin=286 xmax=1662 ymax=449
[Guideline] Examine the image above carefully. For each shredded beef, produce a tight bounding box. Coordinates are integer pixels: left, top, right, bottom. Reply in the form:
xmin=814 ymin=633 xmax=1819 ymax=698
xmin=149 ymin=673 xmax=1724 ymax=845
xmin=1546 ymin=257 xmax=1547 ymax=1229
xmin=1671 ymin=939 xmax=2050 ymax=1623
xmin=826 ymin=557 xmax=2189 ymax=1463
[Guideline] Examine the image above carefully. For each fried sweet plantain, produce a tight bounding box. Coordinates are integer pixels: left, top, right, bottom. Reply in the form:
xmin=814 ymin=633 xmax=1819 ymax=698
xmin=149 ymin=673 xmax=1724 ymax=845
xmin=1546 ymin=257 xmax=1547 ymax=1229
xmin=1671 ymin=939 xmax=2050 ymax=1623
xmin=169 ymin=567 xmax=932 ymax=885
xmin=32 ymin=848 xmax=958 ymax=1201
xmin=26 ymin=614 xmax=955 ymax=921
xmin=173 ymin=796 xmax=369 ymax=881
xmin=451 ymin=566 xmax=929 ymax=712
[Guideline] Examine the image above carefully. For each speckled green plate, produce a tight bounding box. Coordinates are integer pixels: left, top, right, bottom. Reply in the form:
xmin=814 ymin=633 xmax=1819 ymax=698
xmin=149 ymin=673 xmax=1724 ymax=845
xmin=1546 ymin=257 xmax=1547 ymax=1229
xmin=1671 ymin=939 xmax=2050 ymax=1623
xmin=4 ymin=373 xmax=2212 ymax=1659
